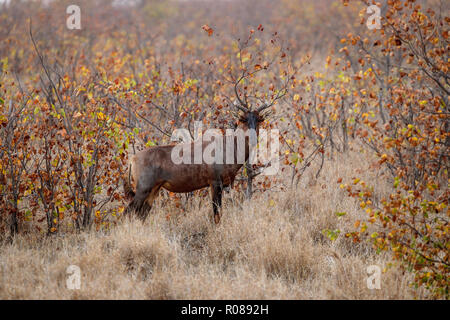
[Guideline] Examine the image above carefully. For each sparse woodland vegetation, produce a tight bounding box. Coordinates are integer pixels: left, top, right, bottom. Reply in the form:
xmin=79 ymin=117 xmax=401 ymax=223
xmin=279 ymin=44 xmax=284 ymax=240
xmin=0 ymin=0 xmax=448 ymax=299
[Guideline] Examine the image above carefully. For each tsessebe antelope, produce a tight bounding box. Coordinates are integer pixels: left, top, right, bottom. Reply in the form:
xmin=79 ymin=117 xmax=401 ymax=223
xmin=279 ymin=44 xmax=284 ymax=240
xmin=123 ymin=102 xmax=271 ymax=223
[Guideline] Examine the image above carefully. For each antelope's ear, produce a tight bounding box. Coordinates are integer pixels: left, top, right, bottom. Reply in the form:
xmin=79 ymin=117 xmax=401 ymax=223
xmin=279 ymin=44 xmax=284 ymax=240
xmin=259 ymin=108 xmax=273 ymax=121
xmin=239 ymin=114 xmax=248 ymax=123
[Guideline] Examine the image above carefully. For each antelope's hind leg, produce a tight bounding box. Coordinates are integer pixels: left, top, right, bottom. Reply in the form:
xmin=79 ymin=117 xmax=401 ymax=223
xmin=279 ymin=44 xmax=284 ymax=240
xmin=124 ymin=187 xmax=149 ymax=219
xmin=125 ymin=180 xmax=162 ymax=221
xmin=142 ymin=183 xmax=163 ymax=220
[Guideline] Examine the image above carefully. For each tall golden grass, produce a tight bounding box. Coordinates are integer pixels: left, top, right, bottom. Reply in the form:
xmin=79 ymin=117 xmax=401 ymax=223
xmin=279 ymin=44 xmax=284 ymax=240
xmin=0 ymin=150 xmax=428 ymax=299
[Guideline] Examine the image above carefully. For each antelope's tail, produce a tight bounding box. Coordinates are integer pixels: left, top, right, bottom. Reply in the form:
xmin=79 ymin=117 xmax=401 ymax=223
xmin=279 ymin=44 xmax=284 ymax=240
xmin=123 ymin=162 xmax=135 ymax=200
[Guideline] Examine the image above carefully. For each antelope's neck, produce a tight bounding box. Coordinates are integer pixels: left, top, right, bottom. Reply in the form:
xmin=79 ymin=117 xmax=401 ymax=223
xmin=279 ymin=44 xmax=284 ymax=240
xmin=234 ymin=130 xmax=257 ymax=164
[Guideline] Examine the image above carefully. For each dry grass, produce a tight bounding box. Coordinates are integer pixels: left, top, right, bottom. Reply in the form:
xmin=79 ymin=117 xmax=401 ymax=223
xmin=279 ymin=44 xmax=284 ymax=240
xmin=0 ymin=150 xmax=428 ymax=299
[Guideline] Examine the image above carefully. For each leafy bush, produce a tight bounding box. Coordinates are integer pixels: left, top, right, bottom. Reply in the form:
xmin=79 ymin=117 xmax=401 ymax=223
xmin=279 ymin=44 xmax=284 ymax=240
xmin=338 ymin=0 xmax=449 ymax=298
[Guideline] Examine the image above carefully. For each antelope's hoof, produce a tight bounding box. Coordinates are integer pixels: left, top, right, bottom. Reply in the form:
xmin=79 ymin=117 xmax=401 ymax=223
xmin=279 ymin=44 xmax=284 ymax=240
xmin=214 ymin=213 xmax=221 ymax=224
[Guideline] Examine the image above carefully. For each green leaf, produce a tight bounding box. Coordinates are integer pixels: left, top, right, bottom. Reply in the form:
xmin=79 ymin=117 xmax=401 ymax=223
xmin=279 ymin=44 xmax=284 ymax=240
xmin=322 ymin=229 xmax=341 ymax=241
xmin=394 ymin=177 xmax=399 ymax=188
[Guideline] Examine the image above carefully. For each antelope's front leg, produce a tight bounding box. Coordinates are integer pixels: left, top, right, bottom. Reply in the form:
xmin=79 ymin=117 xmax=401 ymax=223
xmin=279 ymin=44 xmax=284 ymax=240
xmin=211 ymin=182 xmax=223 ymax=224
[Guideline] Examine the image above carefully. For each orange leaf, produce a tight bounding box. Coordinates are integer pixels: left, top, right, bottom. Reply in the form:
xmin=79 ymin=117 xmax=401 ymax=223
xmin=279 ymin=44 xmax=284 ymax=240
xmin=201 ymin=24 xmax=214 ymax=36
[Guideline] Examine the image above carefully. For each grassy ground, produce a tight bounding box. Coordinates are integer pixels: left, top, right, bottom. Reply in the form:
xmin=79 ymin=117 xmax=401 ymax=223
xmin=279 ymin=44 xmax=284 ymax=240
xmin=0 ymin=150 xmax=427 ymax=299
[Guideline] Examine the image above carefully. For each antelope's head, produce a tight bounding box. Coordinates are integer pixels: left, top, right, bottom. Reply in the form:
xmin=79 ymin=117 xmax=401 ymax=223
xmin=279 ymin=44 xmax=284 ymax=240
xmin=233 ymin=101 xmax=271 ymax=134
